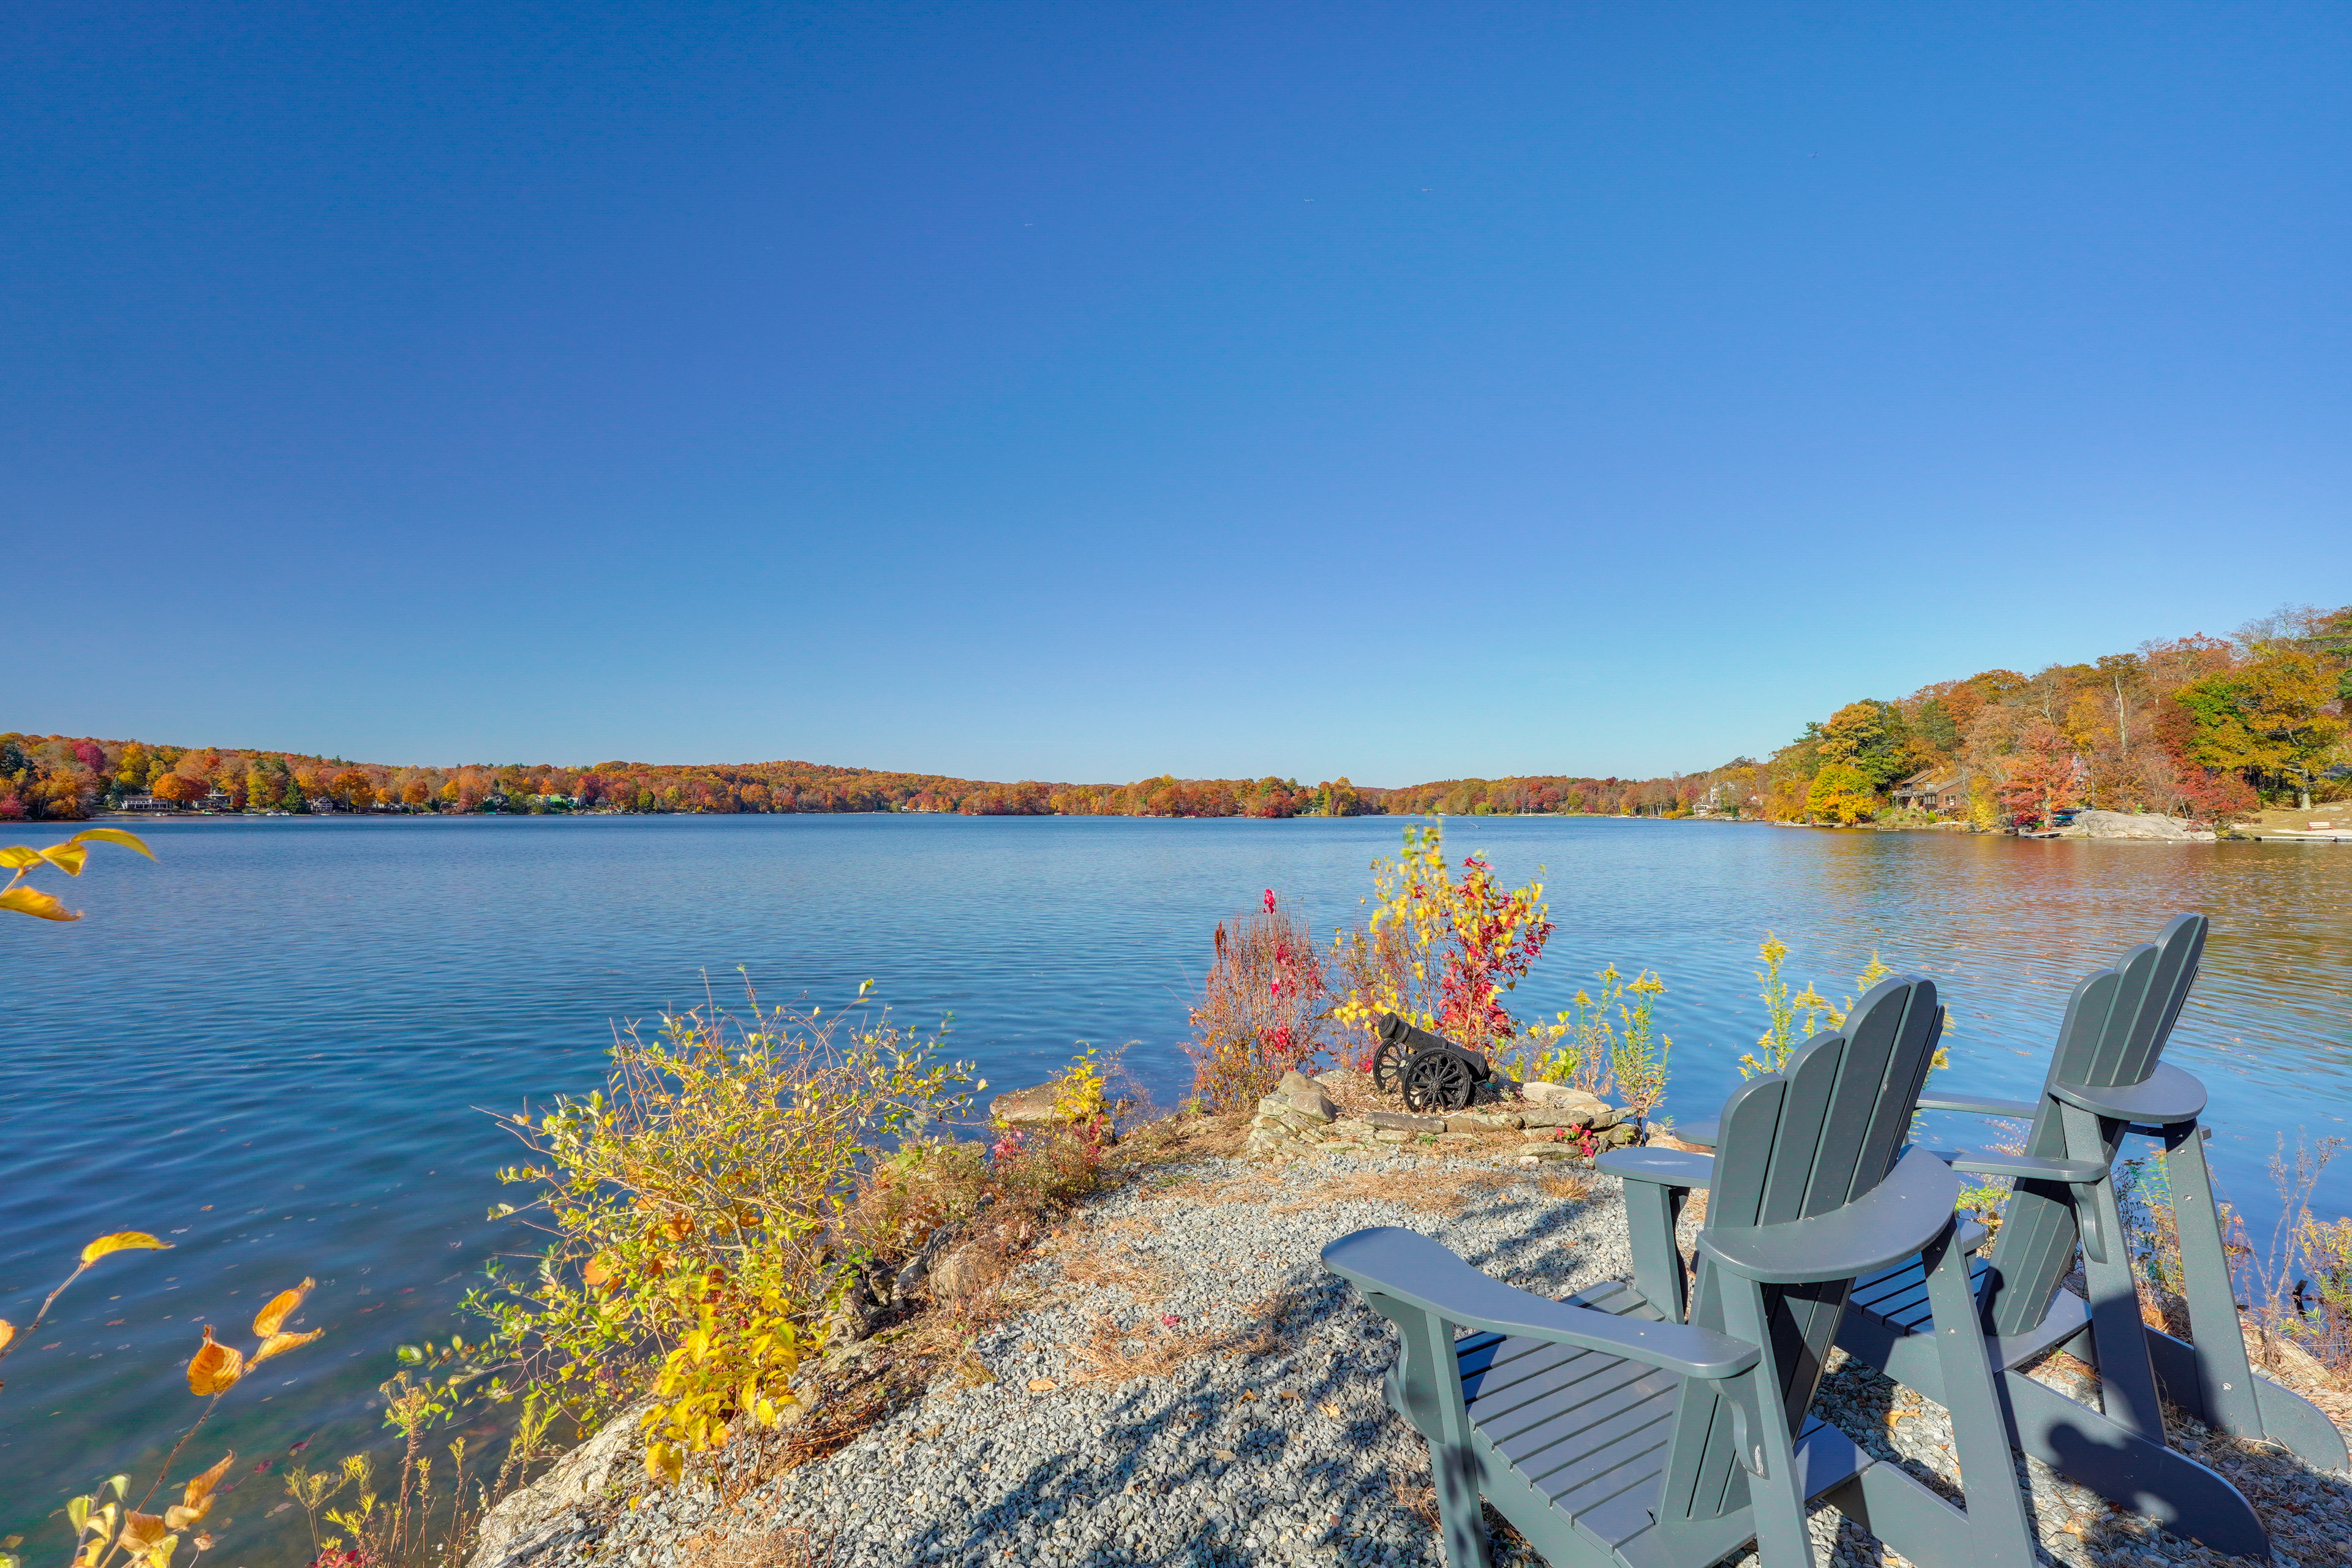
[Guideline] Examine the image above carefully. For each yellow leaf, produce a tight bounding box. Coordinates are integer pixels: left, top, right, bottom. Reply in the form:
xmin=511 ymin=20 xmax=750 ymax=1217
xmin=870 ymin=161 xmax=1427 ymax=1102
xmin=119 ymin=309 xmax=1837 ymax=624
xmin=181 ymin=1453 xmax=235 ymax=1507
xmin=644 ymin=1442 xmax=683 ymax=1484
xmin=0 ymin=885 xmax=80 ymax=921
xmin=0 ymin=1319 xmax=15 ymax=1351
xmin=81 ymin=1233 xmax=172 ymax=1267
xmin=251 ymin=1278 xmax=314 ymax=1338
xmin=38 ymin=842 xmax=90 ymax=876
xmin=67 ymin=828 xmax=156 ymax=860
xmin=248 ymin=1327 xmax=324 ymax=1368
xmin=0 ymin=846 xmax=43 ymax=869
xmin=161 ymin=1502 xmax=207 ymax=1531
xmin=187 ymin=1327 xmax=244 ymax=1396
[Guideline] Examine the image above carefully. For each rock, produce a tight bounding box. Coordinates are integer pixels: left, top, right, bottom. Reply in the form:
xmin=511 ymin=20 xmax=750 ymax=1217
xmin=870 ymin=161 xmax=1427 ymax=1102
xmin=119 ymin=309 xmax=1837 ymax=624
xmin=467 ymin=1403 xmax=647 ymax=1568
xmin=990 ymin=1082 xmax=1062 ymax=1125
xmin=1364 ymin=1109 xmax=1446 ymax=1133
xmin=2063 ymin=810 xmax=2201 ymax=841
xmin=1373 ymin=1129 xmax=1412 ymax=1143
xmin=892 ymin=1224 xmax=958 ymax=1305
xmin=1442 ymin=1112 xmax=1523 ymax=1134
xmin=930 ymin=1242 xmax=983 ymax=1300
xmin=1326 ymin=1118 xmax=1373 ymax=1140
xmin=1517 ymin=1109 xmax=1592 ymax=1130
xmin=1275 ymin=1069 xmax=1317 ymax=1096
xmin=1520 ymin=1082 xmax=1608 ymax=1115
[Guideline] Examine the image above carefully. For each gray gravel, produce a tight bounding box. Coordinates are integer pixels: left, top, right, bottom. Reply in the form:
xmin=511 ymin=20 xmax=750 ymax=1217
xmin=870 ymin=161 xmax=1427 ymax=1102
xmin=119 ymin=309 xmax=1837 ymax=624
xmin=546 ymin=1152 xmax=2352 ymax=1568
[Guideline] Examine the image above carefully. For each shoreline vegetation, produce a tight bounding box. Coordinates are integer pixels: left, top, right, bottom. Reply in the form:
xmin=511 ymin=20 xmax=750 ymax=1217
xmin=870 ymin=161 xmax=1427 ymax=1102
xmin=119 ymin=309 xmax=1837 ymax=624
xmin=4 ymin=821 xmax=2351 ymax=1568
xmin=9 ymin=604 xmax=2346 ymax=834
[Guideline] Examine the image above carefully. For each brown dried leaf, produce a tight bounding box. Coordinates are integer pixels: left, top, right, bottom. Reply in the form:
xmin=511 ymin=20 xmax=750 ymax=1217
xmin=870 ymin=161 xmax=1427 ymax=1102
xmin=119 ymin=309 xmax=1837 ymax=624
xmin=81 ymin=1233 xmax=172 ymax=1266
xmin=187 ymin=1327 xmax=244 ymax=1396
xmin=251 ymin=1278 xmax=313 ymax=1338
xmin=117 ymin=1515 xmax=168 ymax=1553
xmin=182 ymin=1453 xmax=235 ymax=1507
xmin=247 ymin=1328 xmax=323 ymax=1368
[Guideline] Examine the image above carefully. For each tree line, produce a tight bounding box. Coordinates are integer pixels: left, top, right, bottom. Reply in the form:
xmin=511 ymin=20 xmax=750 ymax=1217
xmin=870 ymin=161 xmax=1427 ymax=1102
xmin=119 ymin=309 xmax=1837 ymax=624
xmin=4 ymin=605 xmax=2340 ymax=826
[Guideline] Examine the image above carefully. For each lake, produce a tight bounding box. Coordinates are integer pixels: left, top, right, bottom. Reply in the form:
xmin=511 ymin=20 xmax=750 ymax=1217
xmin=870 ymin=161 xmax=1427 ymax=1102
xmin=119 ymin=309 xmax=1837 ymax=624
xmin=4 ymin=813 xmax=2348 ymax=1545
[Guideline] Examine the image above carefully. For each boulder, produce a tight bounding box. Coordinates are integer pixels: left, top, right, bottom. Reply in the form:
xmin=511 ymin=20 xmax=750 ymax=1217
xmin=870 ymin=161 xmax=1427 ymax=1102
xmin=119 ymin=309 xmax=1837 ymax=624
xmin=1443 ymin=1112 xmax=1523 ymax=1134
xmin=1521 ymin=1082 xmax=1609 ymax=1115
xmin=989 ymin=1082 xmax=1061 ymax=1125
xmin=1365 ymin=1109 xmax=1447 ymax=1134
xmin=2064 ymin=811 xmax=2199 ymax=841
xmin=467 ymin=1403 xmax=646 ymax=1568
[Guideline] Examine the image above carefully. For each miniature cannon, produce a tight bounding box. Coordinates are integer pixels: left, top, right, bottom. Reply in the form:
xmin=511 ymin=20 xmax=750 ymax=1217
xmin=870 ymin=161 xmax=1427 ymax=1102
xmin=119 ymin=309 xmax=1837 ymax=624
xmin=1370 ymin=1012 xmax=1493 ymax=1113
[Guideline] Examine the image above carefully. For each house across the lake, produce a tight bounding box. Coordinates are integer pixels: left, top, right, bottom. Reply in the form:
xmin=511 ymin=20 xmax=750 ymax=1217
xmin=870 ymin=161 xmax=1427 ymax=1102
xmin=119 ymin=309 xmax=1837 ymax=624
xmin=1891 ymin=769 xmax=1966 ymax=813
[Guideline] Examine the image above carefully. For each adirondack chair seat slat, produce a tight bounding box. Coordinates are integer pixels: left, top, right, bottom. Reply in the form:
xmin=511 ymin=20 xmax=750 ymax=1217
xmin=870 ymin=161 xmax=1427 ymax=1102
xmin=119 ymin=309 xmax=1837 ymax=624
xmin=2046 ymin=1061 xmax=2206 ymax=1124
xmin=1696 ymin=1150 xmax=1963 ymax=1284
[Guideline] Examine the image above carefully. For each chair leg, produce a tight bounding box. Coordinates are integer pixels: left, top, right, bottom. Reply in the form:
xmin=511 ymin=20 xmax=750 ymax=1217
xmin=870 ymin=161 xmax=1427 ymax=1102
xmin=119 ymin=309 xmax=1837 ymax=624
xmin=1719 ymin=1275 xmax=1817 ymax=1568
xmin=1921 ymin=1224 xmax=2037 ymax=1568
xmin=1403 ymin=1310 xmax=1494 ymax=1568
xmin=2160 ymin=1121 xmax=2265 ymax=1442
xmin=2065 ymin=1107 xmax=2166 ymax=1441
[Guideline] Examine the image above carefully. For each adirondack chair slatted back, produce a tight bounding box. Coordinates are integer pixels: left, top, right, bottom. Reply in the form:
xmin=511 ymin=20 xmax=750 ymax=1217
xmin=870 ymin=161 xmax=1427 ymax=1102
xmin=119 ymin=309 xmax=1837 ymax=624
xmin=1982 ymin=913 xmax=2207 ymax=1336
xmin=1657 ymin=976 xmax=1945 ymax=1527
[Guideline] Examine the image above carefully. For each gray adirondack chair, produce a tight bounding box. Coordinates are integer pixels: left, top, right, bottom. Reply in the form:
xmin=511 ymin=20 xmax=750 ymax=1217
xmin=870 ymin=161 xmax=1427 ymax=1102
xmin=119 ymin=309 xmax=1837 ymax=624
xmin=1324 ymin=977 xmax=2038 ymax=1568
xmin=1642 ymin=916 xmax=2346 ymax=1560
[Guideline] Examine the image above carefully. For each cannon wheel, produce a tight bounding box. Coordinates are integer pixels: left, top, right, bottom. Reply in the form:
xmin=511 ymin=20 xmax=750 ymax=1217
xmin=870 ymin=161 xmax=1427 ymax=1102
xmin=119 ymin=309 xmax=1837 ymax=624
xmin=1371 ymin=1038 xmax=1409 ymax=1094
xmin=1403 ymin=1051 xmax=1476 ymax=1114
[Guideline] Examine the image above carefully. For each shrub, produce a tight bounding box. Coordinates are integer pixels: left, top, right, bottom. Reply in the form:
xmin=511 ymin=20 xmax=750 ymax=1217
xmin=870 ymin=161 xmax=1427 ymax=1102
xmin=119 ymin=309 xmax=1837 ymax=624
xmin=1329 ymin=825 xmax=1567 ymax=1061
xmin=464 ymin=982 xmax=976 ymax=1483
xmin=1186 ymin=891 xmax=1331 ymax=1110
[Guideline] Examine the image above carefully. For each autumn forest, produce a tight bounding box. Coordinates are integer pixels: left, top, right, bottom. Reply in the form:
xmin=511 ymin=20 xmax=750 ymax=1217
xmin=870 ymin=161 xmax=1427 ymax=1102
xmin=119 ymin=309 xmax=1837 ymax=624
xmin=8 ymin=606 xmax=2345 ymax=828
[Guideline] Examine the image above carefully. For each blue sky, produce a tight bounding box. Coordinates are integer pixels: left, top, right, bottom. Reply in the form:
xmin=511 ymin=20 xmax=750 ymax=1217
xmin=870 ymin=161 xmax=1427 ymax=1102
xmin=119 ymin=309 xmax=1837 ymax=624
xmin=9 ymin=2 xmax=2346 ymax=783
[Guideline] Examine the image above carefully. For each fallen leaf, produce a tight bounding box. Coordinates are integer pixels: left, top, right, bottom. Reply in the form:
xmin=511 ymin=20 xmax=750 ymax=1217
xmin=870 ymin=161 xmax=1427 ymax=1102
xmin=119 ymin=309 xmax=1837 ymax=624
xmin=1319 ymin=1402 xmax=1343 ymax=1419
xmin=1026 ymin=1378 xmax=1057 ymax=1393
xmin=268 ymin=1504 xmax=293 ymax=1517
xmin=1278 ymin=1389 xmax=1302 ymax=1401
xmin=1237 ymin=1389 xmax=1257 ymax=1401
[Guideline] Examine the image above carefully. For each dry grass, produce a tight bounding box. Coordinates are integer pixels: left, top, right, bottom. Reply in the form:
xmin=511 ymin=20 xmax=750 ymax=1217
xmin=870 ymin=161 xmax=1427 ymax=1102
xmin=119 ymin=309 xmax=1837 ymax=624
xmin=1532 ymin=1167 xmax=1595 ymax=1204
xmin=1267 ymin=1167 xmax=1525 ymax=1218
xmin=676 ymin=1527 xmax=828 ymax=1568
xmin=1066 ymin=1311 xmax=1234 ymax=1386
xmin=1053 ymin=1238 xmax=1170 ymax=1302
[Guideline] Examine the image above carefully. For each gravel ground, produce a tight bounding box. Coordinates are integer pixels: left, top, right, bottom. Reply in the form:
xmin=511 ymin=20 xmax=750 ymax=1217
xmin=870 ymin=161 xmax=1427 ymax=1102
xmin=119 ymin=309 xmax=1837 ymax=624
xmin=543 ymin=1150 xmax=2352 ymax=1568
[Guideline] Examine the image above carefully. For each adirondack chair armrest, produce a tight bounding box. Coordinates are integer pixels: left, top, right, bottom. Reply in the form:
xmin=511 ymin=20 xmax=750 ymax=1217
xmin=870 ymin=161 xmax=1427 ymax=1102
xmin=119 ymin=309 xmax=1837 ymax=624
xmin=1696 ymin=1148 xmax=1964 ymax=1285
xmin=1321 ymin=1227 xmax=1760 ymax=1380
xmin=1596 ymin=1147 xmax=1714 ymax=1190
xmin=2048 ymin=1062 xmax=2207 ymax=1126
xmin=1915 ymin=1091 xmax=2038 ymax=1118
xmin=1930 ymin=1148 xmax=2109 ymax=1184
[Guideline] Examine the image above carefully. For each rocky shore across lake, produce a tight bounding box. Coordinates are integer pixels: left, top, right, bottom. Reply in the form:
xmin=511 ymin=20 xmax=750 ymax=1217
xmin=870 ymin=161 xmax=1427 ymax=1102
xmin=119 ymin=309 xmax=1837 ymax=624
xmin=475 ymin=1123 xmax=2352 ymax=1568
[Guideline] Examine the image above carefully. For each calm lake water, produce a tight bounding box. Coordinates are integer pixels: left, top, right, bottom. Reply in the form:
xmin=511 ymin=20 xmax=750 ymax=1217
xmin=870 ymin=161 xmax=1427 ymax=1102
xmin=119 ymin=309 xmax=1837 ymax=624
xmin=4 ymin=814 xmax=2349 ymax=1542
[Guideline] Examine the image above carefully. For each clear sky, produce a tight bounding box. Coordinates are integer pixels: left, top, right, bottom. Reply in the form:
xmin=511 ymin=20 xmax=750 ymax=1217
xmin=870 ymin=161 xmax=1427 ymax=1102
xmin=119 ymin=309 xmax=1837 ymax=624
xmin=9 ymin=2 xmax=2347 ymax=784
